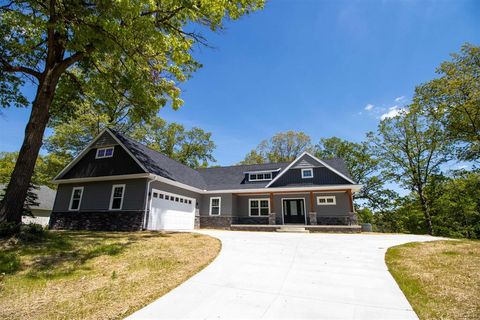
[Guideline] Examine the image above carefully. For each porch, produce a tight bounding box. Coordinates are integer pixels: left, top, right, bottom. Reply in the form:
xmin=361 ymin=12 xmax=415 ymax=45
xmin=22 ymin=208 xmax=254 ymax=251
xmin=230 ymin=224 xmax=361 ymax=233
xmin=232 ymin=188 xmax=357 ymax=226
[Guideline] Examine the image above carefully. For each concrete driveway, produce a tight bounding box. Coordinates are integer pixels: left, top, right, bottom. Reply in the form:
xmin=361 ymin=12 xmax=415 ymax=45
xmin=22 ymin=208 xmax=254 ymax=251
xmin=127 ymin=230 xmax=440 ymax=320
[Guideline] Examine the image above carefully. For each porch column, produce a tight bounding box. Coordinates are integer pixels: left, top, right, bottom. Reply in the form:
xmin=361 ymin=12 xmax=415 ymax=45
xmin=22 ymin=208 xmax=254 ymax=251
xmin=346 ymin=189 xmax=357 ymax=225
xmin=269 ymin=192 xmax=276 ymax=225
xmin=309 ymin=191 xmax=317 ymax=225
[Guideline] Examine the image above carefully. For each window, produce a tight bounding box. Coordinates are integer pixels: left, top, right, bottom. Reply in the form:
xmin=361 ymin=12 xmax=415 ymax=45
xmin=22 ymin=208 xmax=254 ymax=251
xmin=96 ymin=147 xmax=114 ymax=159
xmin=301 ymin=168 xmax=314 ymax=179
xmin=249 ymin=172 xmax=273 ymax=181
xmin=209 ymin=197 xmax=221 ymax=216
xmin=317 ymin=196 xmax=336 ymax=205
xmin=249 ymin=199 xmax=270 ymax=216
xmin=109 ymin=184 xmax=125 ymax=210
xmin=69 ymin=187 xmax=84 ymax=211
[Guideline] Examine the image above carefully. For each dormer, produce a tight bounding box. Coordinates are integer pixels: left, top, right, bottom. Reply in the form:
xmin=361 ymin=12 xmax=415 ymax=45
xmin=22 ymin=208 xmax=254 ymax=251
xmin=244 ymin=168 xmax=281 ymax=182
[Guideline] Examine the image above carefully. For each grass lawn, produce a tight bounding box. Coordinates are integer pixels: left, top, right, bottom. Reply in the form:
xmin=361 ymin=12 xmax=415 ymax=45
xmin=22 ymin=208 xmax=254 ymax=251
xmin=0 ymin=231 xmax=221 ymax=320
xmin=386 ymin=240 xmax=480 ymax=320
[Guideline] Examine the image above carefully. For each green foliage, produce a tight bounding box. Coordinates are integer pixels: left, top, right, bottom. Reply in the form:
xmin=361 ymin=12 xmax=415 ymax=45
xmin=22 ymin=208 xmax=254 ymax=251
xmin=315 ymin=137 xmax=397 ymax=210
xmin=356 ymin=207 xmax=373 ymax=224
xmin=240 ymin=131 xmax=312 ymax=164
xmin=17 ymin=223 xmax=47 ymax=242
xmin=415 ymin=44 xmax=480 ymax=162
xmin=131 ymin=118 xmax=216 ymax=168
xmin=0 ymin=251 xmax=21 ymax=274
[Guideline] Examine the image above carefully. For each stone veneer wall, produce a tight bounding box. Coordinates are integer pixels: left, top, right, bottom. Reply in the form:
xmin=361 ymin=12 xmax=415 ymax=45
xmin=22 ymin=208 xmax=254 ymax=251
xmin=49 ymin=211 xmax=144 ymax=231
xmin=236 ymin=217 xmax=269 ymax=225
xmin=199 ymin=216 xmax=233 ymax=229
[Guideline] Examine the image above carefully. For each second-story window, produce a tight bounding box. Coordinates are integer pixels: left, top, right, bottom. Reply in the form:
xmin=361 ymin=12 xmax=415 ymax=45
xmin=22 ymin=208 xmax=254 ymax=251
xmin=96 ymin=147 xmax=114 ymax=159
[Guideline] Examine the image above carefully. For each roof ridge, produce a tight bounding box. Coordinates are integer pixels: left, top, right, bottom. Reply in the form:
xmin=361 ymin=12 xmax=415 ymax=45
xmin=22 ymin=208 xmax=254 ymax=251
xmin=109 ymin=128 xmax=202 ymax=173
xmin=197 ymin=161 xmax=292 ymax=170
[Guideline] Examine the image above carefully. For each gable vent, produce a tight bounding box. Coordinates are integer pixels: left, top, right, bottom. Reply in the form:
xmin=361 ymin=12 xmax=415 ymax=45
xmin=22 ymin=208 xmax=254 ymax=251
xmin=293 ymin=159 xmax=321 ymax=169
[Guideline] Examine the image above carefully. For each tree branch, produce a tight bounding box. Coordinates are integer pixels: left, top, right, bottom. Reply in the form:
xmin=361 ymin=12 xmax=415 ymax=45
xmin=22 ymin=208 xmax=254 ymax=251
xmin=0 ymin=58 xmax=42 ymax=79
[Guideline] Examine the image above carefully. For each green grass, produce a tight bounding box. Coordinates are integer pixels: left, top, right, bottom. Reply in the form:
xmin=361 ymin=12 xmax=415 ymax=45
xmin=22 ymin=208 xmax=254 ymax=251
xmin=386 ymin=240 xmax=480 ymax=320
xmin=0 ymin=230 xmax=221 ymax=320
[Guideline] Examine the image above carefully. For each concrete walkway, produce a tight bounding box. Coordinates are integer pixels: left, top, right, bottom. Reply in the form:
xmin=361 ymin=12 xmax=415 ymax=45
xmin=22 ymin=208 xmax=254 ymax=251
xmin=127 ymin=231 xmax=441 ymax=320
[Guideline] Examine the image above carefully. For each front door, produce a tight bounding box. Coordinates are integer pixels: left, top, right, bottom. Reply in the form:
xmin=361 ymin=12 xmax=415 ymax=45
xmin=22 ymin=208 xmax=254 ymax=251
xmin=283 ymin=199 xmax=305 ymax=224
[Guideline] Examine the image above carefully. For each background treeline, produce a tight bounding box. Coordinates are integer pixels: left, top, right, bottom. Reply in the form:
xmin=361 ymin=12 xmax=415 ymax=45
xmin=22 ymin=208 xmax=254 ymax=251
xmin=239 ymin=44 xmax=480 ymax=239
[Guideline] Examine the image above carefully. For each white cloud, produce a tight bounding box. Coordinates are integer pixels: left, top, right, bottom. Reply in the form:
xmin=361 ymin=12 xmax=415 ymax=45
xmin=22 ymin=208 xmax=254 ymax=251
xmin=394 ymin=96 xmax=405 ymax=102
xmin=364 ymin=103 xmax=374 ymax=111
xmin=380 ymin=105 xmax=406 ymax=120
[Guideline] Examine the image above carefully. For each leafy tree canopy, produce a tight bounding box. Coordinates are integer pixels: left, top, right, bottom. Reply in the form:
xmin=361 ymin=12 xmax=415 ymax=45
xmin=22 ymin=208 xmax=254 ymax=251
xmin=240 ymin=131 xmax=311 ymax=164
xmin=414 ymin=43 xmax=480 ymax=162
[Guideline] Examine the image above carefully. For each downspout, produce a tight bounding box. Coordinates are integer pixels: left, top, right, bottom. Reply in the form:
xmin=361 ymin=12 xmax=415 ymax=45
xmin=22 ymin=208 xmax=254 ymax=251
xmin=143 ymin=177 xmax=155 ymax=230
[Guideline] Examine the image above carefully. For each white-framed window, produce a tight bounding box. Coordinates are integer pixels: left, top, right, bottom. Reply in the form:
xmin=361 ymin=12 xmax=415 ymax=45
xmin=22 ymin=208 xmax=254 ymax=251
xmin=209 ymin=197 xmax=221 ymax=216
xmin=317 ymin=196 xmax=336 ymax=205
xmin=109 ymin=184 xmax=125 ymax=210
xmin=249 ymin=172 xmax=273 ymax=181
xmin=68 ymin=187 xmax=84 ymax=211
xmin=301 ymin=168 xmax=314 ymax=179
xmin=96 ymin=147 xmax=114 ymax=159
xmin=249 ymin=199 xmax=270 ymax=216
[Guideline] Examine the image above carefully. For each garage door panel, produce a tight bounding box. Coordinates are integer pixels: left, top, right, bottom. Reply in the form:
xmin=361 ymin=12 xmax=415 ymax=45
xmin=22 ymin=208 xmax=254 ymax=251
xmin=147 ymin=189 xmax=196 ymax=231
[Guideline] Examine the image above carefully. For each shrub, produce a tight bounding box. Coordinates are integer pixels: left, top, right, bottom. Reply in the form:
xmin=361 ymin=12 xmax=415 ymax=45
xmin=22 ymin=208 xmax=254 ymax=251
xmin=18 ymin=223 xmax=46 ymax=242
xmin=0 ymin=251 xmax=21 ymax=274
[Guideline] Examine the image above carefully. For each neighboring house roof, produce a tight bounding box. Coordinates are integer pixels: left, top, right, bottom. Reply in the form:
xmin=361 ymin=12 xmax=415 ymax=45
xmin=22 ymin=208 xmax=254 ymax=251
xmin=0 ymin=184 xmax=56 ymax=211
xmin=54 ymin=128 xmax=358 ymax=191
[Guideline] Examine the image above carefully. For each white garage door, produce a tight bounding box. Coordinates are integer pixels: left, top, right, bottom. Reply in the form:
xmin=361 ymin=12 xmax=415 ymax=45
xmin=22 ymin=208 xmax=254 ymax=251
xmin=147 ymin=189 xmax=196 ymax=231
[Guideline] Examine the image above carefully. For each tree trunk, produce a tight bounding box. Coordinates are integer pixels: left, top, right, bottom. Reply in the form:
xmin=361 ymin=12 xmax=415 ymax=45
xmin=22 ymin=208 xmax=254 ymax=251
xmin=418 ymin=190 xmax=434 ymax=235
xmin=0 ymin=72 xmax=57 ymax=224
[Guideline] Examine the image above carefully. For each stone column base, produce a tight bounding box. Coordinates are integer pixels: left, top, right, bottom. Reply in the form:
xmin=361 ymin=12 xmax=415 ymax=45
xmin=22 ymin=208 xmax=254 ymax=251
xmin=309 ymin=212 xmax=317 ymax=225
xmin=269 ymin=212 xmax=277 ymax=225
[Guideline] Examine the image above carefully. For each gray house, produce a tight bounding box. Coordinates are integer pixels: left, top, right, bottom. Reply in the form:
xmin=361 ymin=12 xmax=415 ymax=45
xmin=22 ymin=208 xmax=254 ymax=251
xmin=49 ymin=129 xmax=361 ymax=231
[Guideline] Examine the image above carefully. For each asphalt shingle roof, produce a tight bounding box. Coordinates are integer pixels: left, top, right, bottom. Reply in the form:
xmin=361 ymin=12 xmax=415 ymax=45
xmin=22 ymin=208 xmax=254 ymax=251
xmin=111 ymin=130 xmax=354 ymax=191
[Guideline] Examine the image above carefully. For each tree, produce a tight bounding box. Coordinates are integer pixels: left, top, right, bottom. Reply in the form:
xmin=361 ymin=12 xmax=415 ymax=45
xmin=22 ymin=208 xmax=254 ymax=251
xmin=427 ymin=170 xmax=480 ymax=239
xmin=131 ymin=118 xmax=215 ymax=168
xmin=368 ymin=105 xmax=452 ymax=235
xmin=0 ymin=1 xmax=264 ymax=223
xmin=240 ymin=131 xmax=311 ymax=164
xmin=415 ymin=44 xmax=480 ymax=162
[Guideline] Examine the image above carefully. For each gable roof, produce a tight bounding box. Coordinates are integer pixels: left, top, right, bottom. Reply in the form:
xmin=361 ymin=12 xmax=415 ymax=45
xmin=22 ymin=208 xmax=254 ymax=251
xmin=54 ymin=129 xmax=357 ymax=192
xmin=265 ymin=152 xmax=356 ymax=187
xmin=1 ymin=185 xmax=56 ymax=211
xmin=109 ymin=129 xmax=207 ymax=190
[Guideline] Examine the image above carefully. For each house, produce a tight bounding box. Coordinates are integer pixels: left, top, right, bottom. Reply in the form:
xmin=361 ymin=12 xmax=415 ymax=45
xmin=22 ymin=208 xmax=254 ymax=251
xmin=1 ymin=184 xmax=56 ymax=226
xmin=49 ymin=129 xmax=362 ymax=231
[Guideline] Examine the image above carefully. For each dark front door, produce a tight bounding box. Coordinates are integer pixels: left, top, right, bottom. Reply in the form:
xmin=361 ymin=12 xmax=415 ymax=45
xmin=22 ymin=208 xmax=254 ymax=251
xmin=283 ymin=199 xmax=305 ymax=224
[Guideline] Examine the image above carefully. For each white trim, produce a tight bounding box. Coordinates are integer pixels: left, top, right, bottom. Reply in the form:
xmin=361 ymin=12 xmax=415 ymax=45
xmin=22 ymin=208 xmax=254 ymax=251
xmin=317 ymin=195 xmax=336 ymax=205
xmin=204 ymin=184 xmax=363 ymax=194
xmin=95 ymin=146 xmax=114 ymax=159
xmin=109 ymin=184 xmax=126 ymax=210
xmin=244 ymin=168 xmax=281 ymax=174
xmin=52 ymin=173 xmax=151 ymax=184
xmin=265 ymin=151 xmax=356 ymax=187
xmin=301 ymin=168 xmax=314 ymax=179
xmin=209 ymin=197 xmax=221 ymax=216
xmin=248 ymin=172 xmax=273 ymax=181
xmin=104 ymin=128 xmax=150 ymax=173
xmin=281 ymin=197 xmax=307 ymax=225
xmin=68 ymin=187 xmax=84 ymax=211
xmin=151 ymin=175 xmax=205 ymax=193
xmin=248 ymin=198 xmax=270 ymax=217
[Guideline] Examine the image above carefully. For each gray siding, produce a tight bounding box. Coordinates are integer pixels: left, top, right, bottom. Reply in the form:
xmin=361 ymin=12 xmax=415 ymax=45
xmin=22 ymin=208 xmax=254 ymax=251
xmin=60 ymin=146 xmax=145 ymax=179
xmin=200 ymin=193 xmax=234 ymax=217
xmin=93 ymin=131 xmax=117 ymax=147
xmin=52 ymin=179 xmax=148 ymax=212
xmin=270 ymin=154 xmax=352 ymax=187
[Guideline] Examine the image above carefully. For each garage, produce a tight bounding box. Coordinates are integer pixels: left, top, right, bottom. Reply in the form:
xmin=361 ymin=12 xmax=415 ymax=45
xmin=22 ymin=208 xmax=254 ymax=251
xmin=147 ymin=189 xmax=196 ymax=231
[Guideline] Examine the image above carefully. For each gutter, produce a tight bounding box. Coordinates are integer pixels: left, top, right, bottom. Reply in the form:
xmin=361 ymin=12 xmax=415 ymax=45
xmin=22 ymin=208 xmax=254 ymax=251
xmin=142 ymin=176 xmax=156 ymax=230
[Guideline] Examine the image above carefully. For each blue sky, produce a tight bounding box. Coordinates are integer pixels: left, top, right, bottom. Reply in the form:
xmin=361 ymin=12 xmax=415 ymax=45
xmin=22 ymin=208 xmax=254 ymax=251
xmin=1 ymin=0 xmax=479 ymax=167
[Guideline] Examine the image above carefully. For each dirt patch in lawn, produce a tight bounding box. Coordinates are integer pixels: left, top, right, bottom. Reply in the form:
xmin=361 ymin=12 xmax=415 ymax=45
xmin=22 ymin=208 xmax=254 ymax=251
xmin=386 ymin=240 xmax=480 ymax=320
xmin=0 ymin=231 xmax=221 ymax=320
